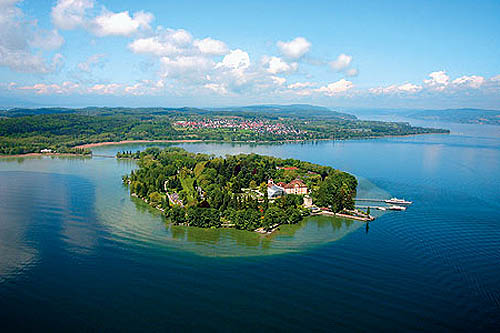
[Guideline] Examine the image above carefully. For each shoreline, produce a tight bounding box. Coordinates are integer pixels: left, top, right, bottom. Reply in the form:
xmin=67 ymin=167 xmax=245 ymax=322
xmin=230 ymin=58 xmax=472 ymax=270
xmin=72 ymin=131 xmax=448 ymax=150
xmin=0 ymin=152 xmax=90 ymax=159
xmin=73 ymin=139 xmax=207 ymax=149
xmin=0 ymin=131 xmax=449 ymax=158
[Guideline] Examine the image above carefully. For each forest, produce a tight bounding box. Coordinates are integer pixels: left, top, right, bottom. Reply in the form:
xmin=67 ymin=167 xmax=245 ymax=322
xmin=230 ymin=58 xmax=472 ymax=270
xmin=121 ymin=147 xmax=358 ymax=232
xmin=0 ymin=106 xmax=450 ymax=155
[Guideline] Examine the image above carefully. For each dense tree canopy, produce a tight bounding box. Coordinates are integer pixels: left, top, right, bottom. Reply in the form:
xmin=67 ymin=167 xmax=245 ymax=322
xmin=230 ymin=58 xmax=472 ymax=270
xmin=123 ymin=147 xmax=358 ymax=231
xmin=0 ymin=107 xmax=448 ymax=155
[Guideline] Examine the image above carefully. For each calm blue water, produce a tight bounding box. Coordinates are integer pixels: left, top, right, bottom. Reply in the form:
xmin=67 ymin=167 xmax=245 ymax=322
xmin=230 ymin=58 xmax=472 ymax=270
xmin=1 ymin=120 xmax=499 ymax=331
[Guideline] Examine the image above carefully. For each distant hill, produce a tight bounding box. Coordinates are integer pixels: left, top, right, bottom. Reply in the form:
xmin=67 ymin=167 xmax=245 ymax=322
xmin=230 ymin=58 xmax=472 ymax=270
xmin=1 ymin=104 xmax=358 ymax=120
xmin=0 ymin=97 xmax=43 ymax=109
xmin=407 ymin=108 xmax=500 ymax=126
xmin=209 ymin=104 xmax=357 ymax=120
xmin=1 ymin=108 xmax=77 ymax=117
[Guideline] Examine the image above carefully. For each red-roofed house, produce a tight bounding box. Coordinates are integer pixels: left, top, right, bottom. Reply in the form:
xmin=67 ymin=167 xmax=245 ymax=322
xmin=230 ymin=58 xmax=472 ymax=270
xmin=282 ymin=179 xmax=308 ymax=195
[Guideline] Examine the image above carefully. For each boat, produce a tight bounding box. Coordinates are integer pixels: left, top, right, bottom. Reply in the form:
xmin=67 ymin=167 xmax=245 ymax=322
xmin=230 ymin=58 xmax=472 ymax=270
xmin=385 ymin=197 xmax=412 ymax=205
xmin=387 ymin=205 xmax=407 ymax=211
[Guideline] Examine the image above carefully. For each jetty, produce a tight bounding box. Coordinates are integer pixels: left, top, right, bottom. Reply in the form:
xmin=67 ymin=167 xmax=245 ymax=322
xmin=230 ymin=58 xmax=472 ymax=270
xmin=356 ymin=205 xmax=407 ymax=211
xmin=355 ymin=198 xmax=387 ymax=202
xmin=355 ymin=197 xmax=413 ymax=205
xmin=312 ymin=209 xmax=374 ymax=222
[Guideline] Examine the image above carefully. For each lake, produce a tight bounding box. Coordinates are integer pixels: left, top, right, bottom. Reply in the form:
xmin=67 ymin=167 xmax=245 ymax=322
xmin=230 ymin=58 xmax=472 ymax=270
xmin=1 ymin=120 xmax=499 ymax=331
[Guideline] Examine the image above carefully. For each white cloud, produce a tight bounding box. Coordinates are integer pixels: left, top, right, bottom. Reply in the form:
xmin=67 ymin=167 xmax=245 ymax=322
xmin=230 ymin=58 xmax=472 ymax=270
xmin=0 ymin=0 xmax=22 ymax=6
xmin=486 ymin=75 xmax=500 ymax=92
xmin=129 ymin=28 xmax=193 ymax=56
xmin=277 ymin=37 xmax=311 ymax=59
xmin=204 ymin=83 xmax=228 ymax=95
xmin=270 ymin=76 xmax=286 ymax=86
xmin=216 ymin=49 xmax=250 ymax=70
xmin=288 ymin=82 xmax=315 ymax=89
xmin=45 ymin=3 xmax=313 ymax=96
xmin=263 ymin=56 xmax=298 ymax=74
xmin=367 ymin=72 xmax=500 ymax=96
xmin=368 ymin=85 xmax=396 ymax=95
xmin=77 ymin=54 xmax=105 ymax=72
xmin=452 ymin=75 xmax=485 ymax=89
xmin=17 ymin=81 xmax=81 ymax=94
xmin=13 ymin=79 xmax=167 ymax=96
xmin=369 ymin=83 xmax=422 ymax=95
xmin=315 ymin=79 xmax=354 ymax=96
xmin=424 ymin=70 xmax=449 ymax=91
xmin=129 ymin=37 xmax=178 ymax=56
xmin=123 ymin=79 xmax=165 ymax=95
xmin=398 ymin=83 xmax=422 ymax=93
xmin=51 ymin=0 xmax=94 ymax=30
xmin=194 ymin=38 xmax=228 ymax=55
xmin=330 ymin=54 xmax=352 ymax=71
xmin=346 ymin=68 xmax=359 ymax=77
xmin=294 ymin=89 xmax=313 ymax=96
xmin=130 ymin=29 xmax=255 ymax=94
xmin=161 ymin=55 xmax=214 ymax=78
xmin=0 ymin=1 xmax=64 ymax=73
xmin=52 ymin=1 xmax=152 ymax=37
xmin=91 ymin=10 xmax=153 ymax=36
xmin=89 ymin=83 xmax=122 ymax=94
xmin=30 ymin=29 xmax=65 ymax=50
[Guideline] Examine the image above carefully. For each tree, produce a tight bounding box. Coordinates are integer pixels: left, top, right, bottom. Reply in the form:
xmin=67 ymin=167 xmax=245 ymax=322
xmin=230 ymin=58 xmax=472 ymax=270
xmin=168 ymin=206 xmax=186 ymax=224
xmin=186 ymin=207 xmax=220 ymax=228
xmin=259 ymin=182 xmax=268 ymax=197
xmin=314 ymin=170 xmax=357 ymax=212
xmin=262 ymin=206 xmax=285 ymax=230
xmin=122 ymin=147 xmax=358 ymax=231
xmin=149 ymin=192 xmax=162 ymax=206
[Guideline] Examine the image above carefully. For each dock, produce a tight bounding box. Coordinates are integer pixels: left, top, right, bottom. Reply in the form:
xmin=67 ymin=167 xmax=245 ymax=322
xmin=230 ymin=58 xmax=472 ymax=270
xmin=355 ymin=205 xmax=407 ymax=211
xmin=356 ymin=205 xmax=388 ymax=211
xmin=355 ymin=198 xmax=387 ymax=202
xmin=312 ymin=210 xmax=374 ymax=222
xmin=355 ymin=197 xmax=413 ymax=207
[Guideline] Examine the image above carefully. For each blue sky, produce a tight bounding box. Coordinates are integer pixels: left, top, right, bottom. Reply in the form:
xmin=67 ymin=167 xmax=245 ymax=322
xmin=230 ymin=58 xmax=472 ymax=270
xmin=1 ymin=0 xmax=499 ymax=109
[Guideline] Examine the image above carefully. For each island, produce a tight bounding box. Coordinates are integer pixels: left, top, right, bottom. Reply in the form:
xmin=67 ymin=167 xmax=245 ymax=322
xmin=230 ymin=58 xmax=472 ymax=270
xmin=0 ymin=105 xmax=449 ymax=156
xmin=120 ymin=147 xmax=366 ymax=233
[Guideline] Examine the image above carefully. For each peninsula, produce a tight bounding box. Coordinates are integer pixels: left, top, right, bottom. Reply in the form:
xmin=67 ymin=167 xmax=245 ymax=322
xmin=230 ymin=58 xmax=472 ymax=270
xmin=0 ymin=105 xmax=449 ymax=156
xmin=121 ymin=147 xmax=362 ymax=232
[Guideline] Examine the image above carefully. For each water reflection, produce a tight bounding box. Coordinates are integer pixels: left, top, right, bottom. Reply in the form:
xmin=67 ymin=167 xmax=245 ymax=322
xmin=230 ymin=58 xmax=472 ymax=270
xmin=152 ymin=216 xmax=364 ymax=257
xmin=0 ymin=151 xmax=385 ymax=259
xmin=104 ymin=186 xmax=365 ymax=256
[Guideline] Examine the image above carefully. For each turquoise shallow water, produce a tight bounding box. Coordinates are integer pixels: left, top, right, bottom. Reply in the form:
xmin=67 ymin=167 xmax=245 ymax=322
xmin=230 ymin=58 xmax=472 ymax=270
xmin=0 ymin=120 xmax=499 ymax=331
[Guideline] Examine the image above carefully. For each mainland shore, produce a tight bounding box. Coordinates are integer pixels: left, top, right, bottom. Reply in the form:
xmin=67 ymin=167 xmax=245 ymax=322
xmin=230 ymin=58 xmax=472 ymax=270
xmin=0 ymin=152 xmax=90 ymax=159
xmin=72 ymin=132 xmax=447 ymax=150
xmin=73 ymin=139 xmax=206 ymax=149
xmin=1 ymin=132 xmax=449 ymax=159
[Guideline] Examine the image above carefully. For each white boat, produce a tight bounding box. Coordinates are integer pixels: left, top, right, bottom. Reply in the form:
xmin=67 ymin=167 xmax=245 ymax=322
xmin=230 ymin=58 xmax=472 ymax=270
xmin=385 ymin=197 xmax=412 ymax=205
xmin=388 ymin=205 xmax=407 ymax=211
